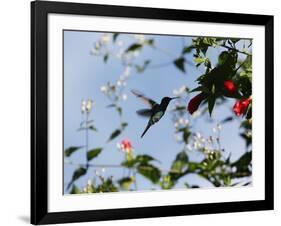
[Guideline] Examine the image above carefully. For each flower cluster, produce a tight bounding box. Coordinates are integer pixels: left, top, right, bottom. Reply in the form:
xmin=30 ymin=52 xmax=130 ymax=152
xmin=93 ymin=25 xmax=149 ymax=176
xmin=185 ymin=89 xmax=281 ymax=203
xmin=100 ymin=66 xmax=131 ymax=102
xmin=117 ymin=138 xmax=133 ymax=154
xmin=133 ymin=34 xmax=145 ymax=44
xmin=90 ymin=34 xmax=110 ymax=56
xmin=81 ymin=99 xmax=94 ymax=114
xmin=174 ymin=117 xmax=189 ymax=130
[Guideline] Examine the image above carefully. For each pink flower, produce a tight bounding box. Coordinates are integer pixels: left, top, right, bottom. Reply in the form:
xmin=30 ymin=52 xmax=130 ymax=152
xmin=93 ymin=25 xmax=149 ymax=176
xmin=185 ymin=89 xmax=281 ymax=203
xmin=233 ymin=98 xmax=251 ymax=116
xmin=224 ymin=80 xmax=236 ymax=94
xmin=187 ymin=93 xmax=204 ymax=114
xmin=120 ymin=139 xmax=133 ymax=153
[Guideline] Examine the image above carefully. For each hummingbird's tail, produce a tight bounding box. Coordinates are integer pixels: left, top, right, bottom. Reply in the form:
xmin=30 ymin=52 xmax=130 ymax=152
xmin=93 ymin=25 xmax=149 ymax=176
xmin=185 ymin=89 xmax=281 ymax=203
xmin=141 ymin=122 xmax=152 ymax=138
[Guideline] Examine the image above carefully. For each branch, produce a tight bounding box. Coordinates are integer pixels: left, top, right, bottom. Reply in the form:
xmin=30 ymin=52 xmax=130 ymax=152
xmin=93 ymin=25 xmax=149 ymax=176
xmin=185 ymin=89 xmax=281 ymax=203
xmin=65 ymin=160 xmax=186 ymax=174
xmin=220 ymin=44 xmax=252 ymax=56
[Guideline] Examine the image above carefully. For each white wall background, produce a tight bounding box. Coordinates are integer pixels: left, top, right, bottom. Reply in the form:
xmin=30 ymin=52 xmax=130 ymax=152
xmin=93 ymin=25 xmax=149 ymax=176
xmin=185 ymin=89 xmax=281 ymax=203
xmin=0 ymin=0 xmax=279 ymax=225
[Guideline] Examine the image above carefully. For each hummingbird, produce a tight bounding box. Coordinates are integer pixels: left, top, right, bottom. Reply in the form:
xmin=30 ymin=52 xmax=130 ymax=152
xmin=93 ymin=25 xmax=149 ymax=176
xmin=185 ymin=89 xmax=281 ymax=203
xmin=132 ymin=90 xmax=179 ymax=138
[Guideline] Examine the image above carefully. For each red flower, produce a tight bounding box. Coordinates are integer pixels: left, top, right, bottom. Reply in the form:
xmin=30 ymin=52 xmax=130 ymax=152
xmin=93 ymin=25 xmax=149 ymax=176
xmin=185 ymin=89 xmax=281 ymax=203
xmin=233 ymin=98 xmax=251 ymax=116
xmin=187 ymin=93 xmax=204 ymax=114
xmin=224 ymin=80 xmax=236 ymax=93
xmin=121 ymin=139 xmax=132 ymax=153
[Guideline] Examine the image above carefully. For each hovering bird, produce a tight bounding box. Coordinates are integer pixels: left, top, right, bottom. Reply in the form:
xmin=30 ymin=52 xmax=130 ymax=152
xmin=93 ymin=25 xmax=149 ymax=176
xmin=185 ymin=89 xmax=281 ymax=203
xmin=132 ymin=90 xmax=179 ymax=138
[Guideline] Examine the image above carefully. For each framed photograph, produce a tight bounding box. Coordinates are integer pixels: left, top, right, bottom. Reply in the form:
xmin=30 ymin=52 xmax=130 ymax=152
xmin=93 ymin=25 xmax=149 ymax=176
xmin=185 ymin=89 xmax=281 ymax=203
xmin=31 ymin=1 xmax=274 ymax=224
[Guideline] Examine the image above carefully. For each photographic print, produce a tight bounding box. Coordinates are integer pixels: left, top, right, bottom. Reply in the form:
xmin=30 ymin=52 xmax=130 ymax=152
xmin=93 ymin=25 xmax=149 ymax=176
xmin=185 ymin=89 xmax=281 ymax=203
xmin=63 ymin=31 xmax=253 ymax=194
xmin=31 ymin=1 xmax=273 ymax=224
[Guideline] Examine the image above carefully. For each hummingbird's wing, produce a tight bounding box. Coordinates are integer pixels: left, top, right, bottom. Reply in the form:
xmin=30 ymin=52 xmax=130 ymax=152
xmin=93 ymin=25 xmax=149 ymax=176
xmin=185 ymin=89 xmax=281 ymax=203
xmin=131 ymin=89 xmax=157 ymax=108
xmin=136 ymin=109 xmax=152 ymax=117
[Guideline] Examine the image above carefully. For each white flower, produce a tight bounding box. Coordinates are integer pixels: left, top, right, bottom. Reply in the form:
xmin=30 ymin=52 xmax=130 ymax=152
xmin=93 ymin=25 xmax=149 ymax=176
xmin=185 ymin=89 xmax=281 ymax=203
xmin=100 ymin=85 xmax=108 ymax=93
xmin=194 ymin=141 xmax=201 ymax=149
xmin=173 ymin=85 xmax=187 ymax=96
xmin=134 ymin=34 xmax=145 ymax=43
xmin=192 ymin=110 xmax=201 ymax=118
xmin=116 ymin=142 xmax=122 ymax=150
xmin=208 ymin=136 xmax=214 ymax=143
xmin=117 ymin=80 xmax=122 ymax=87
xmin=133 ymin=51 xmax=140 ymax=57
xmin=215 ymin=167 xmax=222 ymax=174
xmin=122 ymin=94 xmax=128 ymax=101
xmin=186 ymin=144 xmax=193 ymax=151
xmin=81 ymin=100 xmax=86 ymax=113
xmin=179 ymin=85 xmax=186 ymax=94
xmin=123 ymin=66 xmax=131 ymax=77
xmin=179 ymin=118 xmax=189 ymax=126
xmin=95 ymin=170 xmax=100 ymax=176
xmin=94 ymin=42 xmax=100 ymax=49
xmin=86 ymin=99 xmax=94 ymax=112
xmin=174 ymin=134 xmax=182 ymax=141
xmin=90 ymin=48 xmax=99 ymax=55
xmin=196 ymin=132 xmax=202 ymax=139
xmin=87 ymin=179 xmax=92 ymax=186
xmin=100 ymin=34 xmax=110 ymax=44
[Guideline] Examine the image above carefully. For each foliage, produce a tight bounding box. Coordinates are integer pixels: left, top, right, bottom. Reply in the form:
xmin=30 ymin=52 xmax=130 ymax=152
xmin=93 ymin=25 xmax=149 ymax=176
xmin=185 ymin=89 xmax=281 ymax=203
xmin=65 ymin=33 xmax=252 ymax=193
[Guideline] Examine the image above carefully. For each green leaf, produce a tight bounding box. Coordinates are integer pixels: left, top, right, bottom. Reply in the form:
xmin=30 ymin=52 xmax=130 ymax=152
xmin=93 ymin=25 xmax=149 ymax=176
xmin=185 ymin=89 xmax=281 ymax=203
xmin=211 ymin=84 xmax=215 ymax=94
xmin=121 ymin=122 xmax=128 ymax=130
xmin=64 ymin=146 xmax=83 ymax=157
xmin=137 ymin=164 xmax=161 ymax=184
xmin=136 ymin=155 xmax=157 ymax=164
xmin=106 ymin=104 xmax=116 ymax=108
xmin=144 ymin=39 xmax=154 ymax=46
xmin=183 ymin=129 xmax=191 ymax=144
xmin=107 ymin=129 xmax=121 ymax=142
xmin=194 ymin=57 xmax=205 ymax=67
xmin=87 ymin=148 xmax=102 ymax=161
xmin=231 ymin=151 xmax=252 ymax=171
xmin=218 ymin=51 xmax=229 ymax=66
xmin=72 ymin=167 xmax=87 ymax=181
xmin=70 ymin=184 xmax=81 ymax=194
xmin=88 ymin=125 xmax=98 ymax=132
xmin=221 ymin=116 xmax=233 ymax=124
xmin=96 ymin=177 xmax=118 ymax=192
xmin=67 ymin=167 xmax=87 ymax=189
xmin=187 ymin=162 xmax=200 ymax=172
xmin=113 ymin=33 xmax=119 ymax=42
xmin=171 ymin=151 xmax=188 ymax=172
xmin=121 ymin=154 xmax=157 ymax=168
xmin=173 ymin=57 xmax=185 ymax=73
xmin=125 ymin=43 xmax=143 ymax=53
xmin=208 ymin=96 xmax=216 ymax=116
xmin=135 ymin=60 xmax=151 ymax=73
xmin=182 ymin=45 xmax=194 ymax=54
xmin=116 ymin=106 xmax=122 ymax=115
xmin=103 ymin=53 xmax=109 ymax=63
xmin=118 ymin=177 xmax=134 ymax=190
xmin=230 ymin=38 xmax=240 ymax=44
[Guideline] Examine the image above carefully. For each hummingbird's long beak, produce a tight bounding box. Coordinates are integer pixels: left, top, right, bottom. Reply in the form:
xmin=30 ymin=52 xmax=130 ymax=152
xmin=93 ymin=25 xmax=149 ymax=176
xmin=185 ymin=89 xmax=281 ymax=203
xmin=171 ymin=97 xmax=180 ymax=100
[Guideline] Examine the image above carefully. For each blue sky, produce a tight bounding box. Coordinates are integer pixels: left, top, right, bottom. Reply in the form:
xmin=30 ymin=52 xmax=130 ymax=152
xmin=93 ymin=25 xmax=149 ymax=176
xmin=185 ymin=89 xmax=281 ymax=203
xmin=63 ymin=30 xmax=250 ymax=193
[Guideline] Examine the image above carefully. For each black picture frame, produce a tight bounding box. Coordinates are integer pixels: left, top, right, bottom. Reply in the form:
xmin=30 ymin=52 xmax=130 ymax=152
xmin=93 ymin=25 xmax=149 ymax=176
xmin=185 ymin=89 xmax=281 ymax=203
xmin=31 ymin=0 xmax=274 ymax=224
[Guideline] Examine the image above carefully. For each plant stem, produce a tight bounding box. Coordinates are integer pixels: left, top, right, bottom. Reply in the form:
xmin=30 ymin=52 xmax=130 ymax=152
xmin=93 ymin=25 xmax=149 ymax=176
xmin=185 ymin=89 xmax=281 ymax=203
xmin=86 ymin=112 xmax=89 ymax=168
